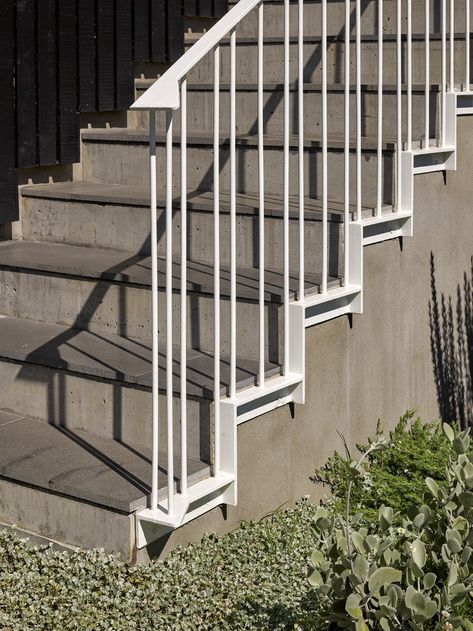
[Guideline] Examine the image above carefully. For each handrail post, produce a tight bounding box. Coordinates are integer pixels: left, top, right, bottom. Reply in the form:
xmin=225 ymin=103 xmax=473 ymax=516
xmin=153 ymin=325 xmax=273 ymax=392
xmin=149 ymin=110 xmax=160 ymax=513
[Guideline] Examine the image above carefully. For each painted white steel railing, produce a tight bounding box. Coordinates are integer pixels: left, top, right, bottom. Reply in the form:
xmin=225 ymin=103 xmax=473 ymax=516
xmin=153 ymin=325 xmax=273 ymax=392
xmin=131 ymin=0 xmax=468 ymax=527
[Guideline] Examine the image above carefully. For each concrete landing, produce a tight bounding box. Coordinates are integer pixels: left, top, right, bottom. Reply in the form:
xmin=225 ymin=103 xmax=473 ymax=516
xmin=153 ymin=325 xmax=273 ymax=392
xmin=0 ymin=413 xmax=209 ymax=512
xmin=0 ymin=316 xmax=280 ymax=397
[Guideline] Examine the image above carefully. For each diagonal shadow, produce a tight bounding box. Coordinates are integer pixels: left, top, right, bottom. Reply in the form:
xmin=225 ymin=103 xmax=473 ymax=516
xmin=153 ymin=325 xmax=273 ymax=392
xmin=429 ymin=252 xmax=473 ymax=428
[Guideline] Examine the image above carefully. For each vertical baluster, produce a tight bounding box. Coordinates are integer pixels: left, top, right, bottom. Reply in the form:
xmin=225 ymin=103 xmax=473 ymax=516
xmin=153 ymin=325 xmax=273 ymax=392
xmin=298 ymin=0 xmax=305 ymax=302
xmin=450 ymin=0 xmax=455 ymax=90
xmin=165 ymin=110 xmax=174 ymax=515
xmin=396 ymin=0 xmax=402 ymax=208
xmin=180 ymin=80 xmax=187 ymax=495
xmin=466 ymin=0 xmax=470 ymax=90
xmin=149 ymin=111 xmax=160 ymax=513
xmin=407 ymin=0 xmax=412 ymax=150
xmin=230 ymin=31 xmax=237 ymax=399
xmin=441 ymin=0 xmax=447 ymax=145
xmin=377 ymin=0 xmax=383 ymax=216
xmin=425 ymin=0 xmax=430 ymax=147
xmin=214 ymin=45 xmax=221 ymax=476
xmin=258 ymin=2 xmax=265 ymax=386
xmin=322 ymin=0 xmax=328 ymax=293
xmin=356 ymin=0 xmax=362 ymax=221
xmin=283 ymin=0 xmax=290 ymax=374
xmin=344 ymin=0 xmax=350 ymax=283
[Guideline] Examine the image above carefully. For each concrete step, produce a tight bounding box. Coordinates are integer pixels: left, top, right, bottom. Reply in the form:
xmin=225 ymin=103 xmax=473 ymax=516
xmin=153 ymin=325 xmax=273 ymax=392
xmin=0 ymin=410 xmax=215 ymax=558
xmin=81 ymin=129 xmax=396 ymax=207
xmin=0 ymin=316 xmax=280 ymax=454
xmin=184 ymin=33 xmax=471 ymax=85
xmin=131 ymin=80 xmax=439 ymax=139
xmin=0 ymin=240 xmax=337 ymax=359
xmin=21 ymin=182 xmax=346 ymax=273
xmin=0 ymin=412 xmax=210 ymax=513
xmin=227 ymin=0 xmax=470 ymax=38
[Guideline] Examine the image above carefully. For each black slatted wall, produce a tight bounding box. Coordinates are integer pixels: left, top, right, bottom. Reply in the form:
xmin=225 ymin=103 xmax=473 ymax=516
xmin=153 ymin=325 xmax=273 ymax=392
xmin=0 ymin=1 xmax=16 ymax=222
xmin=0 ymin=0 xmax=228 ymax=223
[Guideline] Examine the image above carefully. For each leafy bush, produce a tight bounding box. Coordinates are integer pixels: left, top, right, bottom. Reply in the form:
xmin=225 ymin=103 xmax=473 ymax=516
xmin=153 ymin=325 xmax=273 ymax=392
xmin=309 ymin=425 xmax=473 ymax=630
xmin=313 ymin=411 xmax=456 ymax=522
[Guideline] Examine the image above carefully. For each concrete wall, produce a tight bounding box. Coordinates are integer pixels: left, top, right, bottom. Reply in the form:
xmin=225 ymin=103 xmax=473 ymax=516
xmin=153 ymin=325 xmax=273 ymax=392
xmin=140 ymin=115 xmax=473 ymax=561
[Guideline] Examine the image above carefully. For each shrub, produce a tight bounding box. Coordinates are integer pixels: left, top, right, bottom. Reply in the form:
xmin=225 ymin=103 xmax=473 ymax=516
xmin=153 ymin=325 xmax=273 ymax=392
xmin=312 ymin=411 xmax=456 ymax=522
xmin=308 ymin=425 xmax=473 ymax=630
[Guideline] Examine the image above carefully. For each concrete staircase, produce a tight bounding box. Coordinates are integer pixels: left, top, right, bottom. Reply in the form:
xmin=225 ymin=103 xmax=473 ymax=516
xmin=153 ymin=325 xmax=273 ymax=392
xmin=0 ymin=0 xmax=471 ymax=559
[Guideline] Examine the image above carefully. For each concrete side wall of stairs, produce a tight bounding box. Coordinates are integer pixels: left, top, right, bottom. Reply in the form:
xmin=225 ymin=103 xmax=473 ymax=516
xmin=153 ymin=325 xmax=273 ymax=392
xmin=140 ymin=114 xmax=473 ymax=560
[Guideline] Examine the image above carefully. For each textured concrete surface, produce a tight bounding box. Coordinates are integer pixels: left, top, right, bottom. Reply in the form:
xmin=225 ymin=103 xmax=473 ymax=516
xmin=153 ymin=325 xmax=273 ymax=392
xmin=20 ymin=185 xmax=345 ymax=278
xmin=0 ymin=414 xmax=209 ymax=512
xmin=0 ymin=478 xmax=135 ymax=558
xmin=0 ymin=240 xmax=332 ymax=300
xmin=0 ymin=317 xmax=279 ymax=397
xmin=81 ymin=131 xmax=394 ymax=208
xmin=0 ymin=410 xmax=24 ymax=427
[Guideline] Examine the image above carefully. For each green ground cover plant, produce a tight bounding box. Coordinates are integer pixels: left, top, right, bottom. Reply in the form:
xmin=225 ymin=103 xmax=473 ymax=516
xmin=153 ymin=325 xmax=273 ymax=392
xmin=0 ymin=412 xmax=469 ymax=630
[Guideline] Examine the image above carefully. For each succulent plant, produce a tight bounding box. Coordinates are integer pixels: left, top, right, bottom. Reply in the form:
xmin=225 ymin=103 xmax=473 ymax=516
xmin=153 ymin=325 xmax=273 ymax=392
xmin=309 ymin=426 xmax=473 ymax=630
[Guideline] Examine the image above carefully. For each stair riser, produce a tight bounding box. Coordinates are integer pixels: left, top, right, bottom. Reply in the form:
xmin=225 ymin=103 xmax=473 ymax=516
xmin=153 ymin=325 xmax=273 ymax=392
xmin=21 ymin=196 xmax=342 ymax=273
xmin=21 ymin=198 xmax=154 ymax=254
xmin=0 ymin=269 xmax=290 ymax=362
xmin=0 ymin=359 xmax=210 ymax=461
xmin=185 ymin=40 xmax=469 ymax=85
xmin=229 ymin=0 xmax=468 ymax=38
xmin=82 ymin=140 xmax=394 ymax=207
xmin=131 ymin=87 xmax=437 ymax=139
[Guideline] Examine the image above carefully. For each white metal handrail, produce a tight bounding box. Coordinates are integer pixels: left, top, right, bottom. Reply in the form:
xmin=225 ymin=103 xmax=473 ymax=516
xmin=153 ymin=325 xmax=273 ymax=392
xmin=132 ymin=0 xmax=264 ymax=112
xmin=132 ymin=0 xmax=466 ymax=529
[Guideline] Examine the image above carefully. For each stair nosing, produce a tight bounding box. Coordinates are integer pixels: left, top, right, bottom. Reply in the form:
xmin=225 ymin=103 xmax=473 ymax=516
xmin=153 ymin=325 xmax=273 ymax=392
xmin=81 ymin=128 xmax=398 ymax=151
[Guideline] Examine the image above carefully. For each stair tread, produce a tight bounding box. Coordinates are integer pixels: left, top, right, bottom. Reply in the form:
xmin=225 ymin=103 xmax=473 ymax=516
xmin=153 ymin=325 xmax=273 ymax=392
xmin=0 ymin=412 xmax=209 ymax=513
xmin=0 ymin=239 xmax=339 ymax=300
xmin=136 ymin=78 xmax=442 ymax=93
xmin=192 ymin=32 xmax=473 ymax=45
xmin=23 ymin=180 xmax=385 ymax=217
xmin=82 ymin=127 xmax=397 ymax=151
xmin=0 ymin=316 xmax=281 ymax=396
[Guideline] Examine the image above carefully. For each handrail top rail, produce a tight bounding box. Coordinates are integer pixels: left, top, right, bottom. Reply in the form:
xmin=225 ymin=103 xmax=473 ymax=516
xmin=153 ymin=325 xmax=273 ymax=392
xmin=131 ymin=0 xmax=262 ymax=111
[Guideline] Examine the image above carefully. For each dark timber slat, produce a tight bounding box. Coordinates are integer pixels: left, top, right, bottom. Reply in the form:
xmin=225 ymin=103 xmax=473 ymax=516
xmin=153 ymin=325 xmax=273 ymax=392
xmin=16 ymin=0 xmax=37 ymax=169
xmin=0 ymin=0 xmax=228 ymax=223
xmin=116 ymin=0 xmax=134 ymax=109
xmin=151 ymin=0 xmax=166 ymax=62
xmin=0 ymin=0 xmax=17 ymax=222
xmin=37 ymin=0 xmax=58 ymax=166
xmin=97 ymin=0 xmax=115 ymax=111
xmin=167 ymin=1 xmax=184 ymax=62
xmin=78 ymin=0 xmax=97 ymax=112
xmin=58 ymin=0 xmax=79 ymax=164
xmin=133 ymin=0 xmax=150 ymax=61
xmin=213 ymin=0 xmax=228 ymax=17
xmin=183 ymin=0 xmax=198 ymax=15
